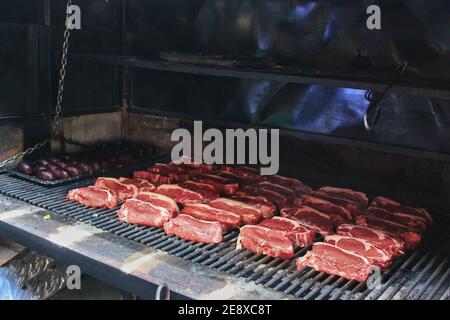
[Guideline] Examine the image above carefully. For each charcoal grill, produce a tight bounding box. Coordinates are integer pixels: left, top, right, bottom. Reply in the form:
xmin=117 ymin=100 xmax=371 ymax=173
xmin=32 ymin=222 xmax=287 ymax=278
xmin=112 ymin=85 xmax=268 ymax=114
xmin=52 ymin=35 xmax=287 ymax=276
xmin=0 ymin=172 xmax=448 ymax=300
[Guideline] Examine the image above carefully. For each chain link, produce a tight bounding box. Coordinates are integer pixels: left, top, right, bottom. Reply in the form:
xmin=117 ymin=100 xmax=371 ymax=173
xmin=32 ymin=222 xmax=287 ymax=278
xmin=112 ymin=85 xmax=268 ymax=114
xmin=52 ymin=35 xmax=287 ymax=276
xmin=0 ymin=139 xmax=49 ymax=168
xmin=52 ymin=0 xmax=73 ymax=138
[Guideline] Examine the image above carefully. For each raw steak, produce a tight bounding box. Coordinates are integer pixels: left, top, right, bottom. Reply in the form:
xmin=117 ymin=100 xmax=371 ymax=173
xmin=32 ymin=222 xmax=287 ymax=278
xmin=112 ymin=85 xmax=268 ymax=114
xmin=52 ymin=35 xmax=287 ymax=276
xmin=118 ymin=177 xmax=156 ymax=192
xmin=180 ymin=180 xmax=220 ymax=202
xmin=296 ymin=242 xmax=375 ymax=282
xmin=238 ymin=185 xmax=288 ymax=209
xmin=324 ymin=235 xmax=392 ymax=270
xmin=336 ymin=224 xmax=405 ymax=257
xmin=94 ymin=177 xmax=138 ymax=202
xmin=267 ymin=175 xmax=312 ymax=195
xmin=209 ymin=198 xmax=262 ymax=225
xmin=67 ymin=186 xmax=118 ymax=209
xmin=310 ymin=191 xmax=361 ymax=217
xmin=319 ymin=186 xmax=368 ymax=209
xmin=118 ymin=198 xmax=173 ymax=227
xmin=133 ymin=171 xmax=175 ymax=185
xmin=230 ymin=195 xmax=276 ymax=219
xmin=371 ymin=196 xmax=433 ymax=224
xmin=257 ymin=181 xmax=296 ymax=201
xmin=258 ymin=217 xmax=315 ymax=247
xmin=220 ymin=165 xmax=263 ymax=181
xmin=163 ymin=214 xmax=223 ymax=244
xmin=237 ymin=225 xmax=294 ymax=259
xmin=181 ymin=203 xmax=241 ymax=231
xmin=147 ymin=163 xmax=189 ymax=182
xmin=365 ymin=207 xmax=427 ymax=231
xmin=280 ymin=206 xmax=334 ymax=236
xmin=134 ymin=191 xmax=179 ymax=215
xmin=296 ymin=195 xmax=353 ymax=222
xmin=355 ymin=215 xmax=422 ymax=249
xmin=191 ymin=174 xmax=239 ymax=195
xmin=156 ymin=184 xmax=204 ymax=205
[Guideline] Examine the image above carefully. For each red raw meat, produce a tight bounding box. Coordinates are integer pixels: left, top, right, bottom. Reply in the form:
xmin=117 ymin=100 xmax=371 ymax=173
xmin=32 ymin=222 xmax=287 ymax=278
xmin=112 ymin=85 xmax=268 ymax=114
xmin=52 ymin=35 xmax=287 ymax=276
xmin=191 ymin=174 xmax=239 ymax=195
xmin=310 ymin=191 xmax=361 ymax=217
xmin=147 ymin=163 xmax=189 ymax=182
xmin=296 ymin=195 xmax=353 ymax=222
xmin=267 ymin=175 xmax=312 ymax=195
xmin=170 ymin=157 xmax=217 ymax=171
xmin=163 ymin=214 xmax=223 ymax=244
xmin=134 ymin=191 xmax=179 ymax=216
xmin=118 ymin=198 xmax=173 ymax=227
xmin=118 ymin=177 xmax=156 ymax=192
xmin=324 ymin=235 xmax=392 ymax=270
xmin=181 ymin=203 xmax=241 ymax=231
xmin=67 ymin=186 xmax=118 ymax=209
xmin=371 ymin=196 xmax=433 ymax=224
xmin=280 ymin=206 xmax=334 ymax=236
xmin=296 ymin=242 xmax=375 ymax=282
xmin=209 ymin=198 xmax=262 ymax=225
xmin=237 ymin=225 xmax=294 ymax=259
xmin=257 ymin=181 xmax=296 ymax=200
xmin=365 ymin=207 xmax=427 ymax=231
xmin=238 ymin=185 xmax=288 ymax=209
xmin=355 ymin=215 xmax=422 ymax=249
xmin=318 ymin=186 xmax=368 ymax=209
xmin=94 ymin=177 xmax=138 ymax=202
xmin=230 ymin=195 xmax=276 ymax=219
xmin=336 ymin=224 xmax=405 ymax=257
xmin=221 ymin=165 xmax=263 ymax=180
xmin=258 ymin=217 xmax=315 ymax=247
xmin=180 ymin=180 xmax=220 ymax=202
xmin=156 ymin=184 xmax=204 ymax=205
xmin=133 ymin=171 xmax=175 ymax=185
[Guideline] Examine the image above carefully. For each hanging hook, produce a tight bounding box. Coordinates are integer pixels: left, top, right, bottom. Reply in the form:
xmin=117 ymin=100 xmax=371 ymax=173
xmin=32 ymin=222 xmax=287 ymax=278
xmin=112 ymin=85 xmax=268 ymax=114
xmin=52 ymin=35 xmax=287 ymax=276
xmin=364 ymin=61 xmax=408 ymax=131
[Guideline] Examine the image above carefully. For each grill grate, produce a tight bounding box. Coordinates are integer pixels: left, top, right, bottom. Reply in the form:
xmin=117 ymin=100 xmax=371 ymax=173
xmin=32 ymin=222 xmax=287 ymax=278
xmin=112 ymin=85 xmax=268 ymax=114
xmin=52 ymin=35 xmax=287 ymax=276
xmin=0 ymin=173 xmax=448 ymax=300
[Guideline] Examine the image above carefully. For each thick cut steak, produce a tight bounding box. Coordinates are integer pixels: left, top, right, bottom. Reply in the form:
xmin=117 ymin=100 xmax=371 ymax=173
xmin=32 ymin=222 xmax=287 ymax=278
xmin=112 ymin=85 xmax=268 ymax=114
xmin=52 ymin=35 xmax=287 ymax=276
xmin=336 ymin=224 xmax=405 ymax=256
xmin=237 ymin=225 xmax=294 ymax=259
xmin=371 ymin=196 xmax=433 ymax=224
xmin=324 ymin=235 xmax=392 ymax=270
xmin=258 ymin=217 xmax=315 ymax=247
xmin=267 ymin=175 xmax=312 ymax=195
xmin=118 ymin=198 xmax=172 ymax=228
xmin=181 ymin=203 xmax=241 ymax=231
xmin=147 ymin=163 xmax=189 ymax=182
xmin=365 ymin=207 xmax=427 ymax=231
xmin=221 ymin=165 xmax=263 ymax=181
xmin=209 ymin=198 xmax=262 ymax=225
xmin=94 ymin=177 xmax=138 ymax=202
xmin=191 ymin=174 xmax=239 ymax=195
xmin=296 ymin=242 xmax=375 ymax=282
xmin=118 ymin=178 xmax=155 ymax=192
xmin=230 ymin=195 xmax=276 ymax=219
xmin=134 ymin=191 xmax=179 ymax=215
xmin=318 ymin=186 xmax=368 ymax=209
xmin=156 ymin=184 xmax=204 ymax=205
xmin=296 ymin=195 xmax=353 ymax=222
xmin=238 ymin=185 xmax=288 ymax=209
xmin=256 ymin=181 xmax=296 ymax=201
xmin=163 ymin=214 xmax=223 ymax=244
xmin=280 ymin=206 xmax=334 ymax=236
xmin=355 ymin=215 xmax=422 ymax=249
xmin=67 ymin=186 xmax=117 ymax=209
xmin=133 ymin=171 xmax=175 ymax=185
xmin=180 ymin=180 xmax=220 ymax=202
xmin=310 ymin=191 xmax=361 ymax=217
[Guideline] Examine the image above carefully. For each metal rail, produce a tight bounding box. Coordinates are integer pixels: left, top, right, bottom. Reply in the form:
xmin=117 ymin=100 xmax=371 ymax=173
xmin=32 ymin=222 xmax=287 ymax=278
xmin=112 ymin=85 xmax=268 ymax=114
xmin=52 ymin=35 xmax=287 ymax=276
xmin=0 ymin=173 xmax=448 ymax=300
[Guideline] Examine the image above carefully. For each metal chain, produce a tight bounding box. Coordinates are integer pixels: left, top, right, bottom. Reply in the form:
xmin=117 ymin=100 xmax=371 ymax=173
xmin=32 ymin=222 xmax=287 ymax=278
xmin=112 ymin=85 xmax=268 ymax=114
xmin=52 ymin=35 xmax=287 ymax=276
xmin=0 ymin=139 xmax=49 ymax=168
xmin=0 ymin=0 xmax=73 ymax=168
xmin=52 ymin=0 xmax=73 ymax=138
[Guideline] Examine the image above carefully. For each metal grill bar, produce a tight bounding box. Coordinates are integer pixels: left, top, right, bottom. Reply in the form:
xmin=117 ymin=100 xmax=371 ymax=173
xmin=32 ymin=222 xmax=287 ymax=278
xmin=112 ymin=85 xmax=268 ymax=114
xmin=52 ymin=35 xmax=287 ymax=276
xmin=0 ymin=173 xmax=449 ymax=300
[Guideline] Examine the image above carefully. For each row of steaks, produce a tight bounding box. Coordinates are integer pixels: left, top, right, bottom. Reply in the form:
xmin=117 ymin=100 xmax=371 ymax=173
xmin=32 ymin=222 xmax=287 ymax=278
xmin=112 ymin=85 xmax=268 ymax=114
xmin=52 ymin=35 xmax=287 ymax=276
xmin=67 ymin=159 xmax=432 ymax=282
